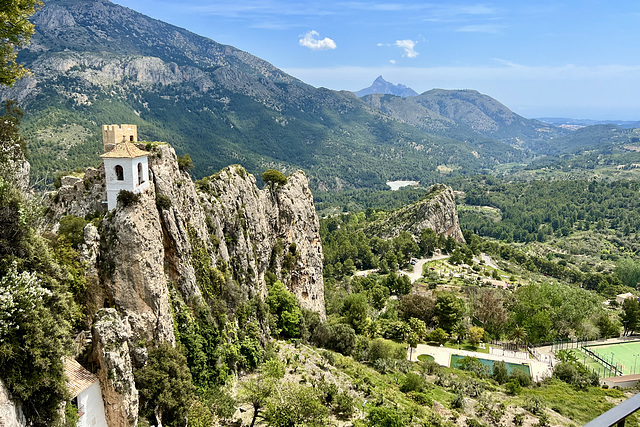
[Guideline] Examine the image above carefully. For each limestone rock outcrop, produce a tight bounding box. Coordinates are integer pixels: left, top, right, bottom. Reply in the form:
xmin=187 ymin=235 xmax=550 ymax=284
xmin=0 ymin=142 xmax=30 ymax=192
xmin=47 ymin=166 xmax=107 ymax=223
xmin=99 ymin=182 xmax=176 ymax=345
xmin=198 ymin=165 xmax=326 ymax=316
xmin=367 ymin=184 xmax=465 ymax=243
xmin=0 ymin=379 xmax=26 ymax=427
xmin=52 ymin=142 xmax=327 ymax=426
xmin=91 ymin=309 xmax=138 ymax=427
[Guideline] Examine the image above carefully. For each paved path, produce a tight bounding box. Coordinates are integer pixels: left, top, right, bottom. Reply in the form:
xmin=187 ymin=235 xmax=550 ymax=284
xmin=401 ymin=255 xmax=449 ymax=283
xmin=353 ymin=254 xmax=450 ymax=283
xmin=409 ymin=343 xmax=553 ymax=382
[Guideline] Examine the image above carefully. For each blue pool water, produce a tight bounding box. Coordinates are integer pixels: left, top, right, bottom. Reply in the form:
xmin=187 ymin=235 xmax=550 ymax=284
xmin=450 ymin=354 xmax=531 ymax=376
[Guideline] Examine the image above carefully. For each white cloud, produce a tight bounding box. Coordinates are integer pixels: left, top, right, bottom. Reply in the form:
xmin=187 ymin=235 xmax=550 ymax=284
xmin=395 ymin=39 xmax=418 ymax=58
xmin=299 ymin=30 xmax=337 ymax=51
xmin=390 ymin=59 xmax=397 ymax=64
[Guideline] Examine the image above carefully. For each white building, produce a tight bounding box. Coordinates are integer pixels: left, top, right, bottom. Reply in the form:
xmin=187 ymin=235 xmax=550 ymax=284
xmin=63 ymin=358 xmax=108 ymax=427
xmin=100 ymin=124 xmax=150 ymax=210
xmin=617 ymin=292 xmax=636 ymax=305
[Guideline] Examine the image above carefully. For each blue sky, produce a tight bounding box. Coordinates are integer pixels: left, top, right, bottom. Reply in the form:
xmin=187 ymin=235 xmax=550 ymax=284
xmin=111 ymin=0 xmax=640 ymax=120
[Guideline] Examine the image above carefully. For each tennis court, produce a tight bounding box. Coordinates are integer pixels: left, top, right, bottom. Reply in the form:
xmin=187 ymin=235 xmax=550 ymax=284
xmin=584 ymin=341 xmax=640 ymax=376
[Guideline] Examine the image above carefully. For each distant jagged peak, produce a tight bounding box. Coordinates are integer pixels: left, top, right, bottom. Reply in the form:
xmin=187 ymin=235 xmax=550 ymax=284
xmin=355 ymin=75 xmax=418 ymax=98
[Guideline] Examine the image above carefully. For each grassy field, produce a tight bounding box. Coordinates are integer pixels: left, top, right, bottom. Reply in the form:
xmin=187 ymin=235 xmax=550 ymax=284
xmin=584 ymin=341 xmax=640 ymax=376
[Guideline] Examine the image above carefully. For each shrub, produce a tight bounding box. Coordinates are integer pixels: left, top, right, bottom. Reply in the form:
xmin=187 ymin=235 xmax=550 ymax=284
xmin=135 ymin=344 xmax=197 ymax=426
xmin=117 ymin=190 xmax=140 ymax=207
xmin=492 ymin=360 xmax=509 ymax=385
xmin=509 ymin=368 xmax=532 ymax=387
xmin=505 ymin=379 xmax=522 ymax=395
xmin=513 ymin=412 xmax=525 ymax=426
xmin=262 ymin=384 xmax=328 ymax=426
xmin=400 ymin=372 xmax=425 ymax=393
xmin=366 ymin=406 xmax=406 ymax=427
xmin=156 ymin=194 xmax=172 ymax=210
xmin=58 ymin=215 xmax=87 ymax=248
xmin=177 ymin=153 xmax=194 ymax=171
xmin=407 ymin=391 xmax=432 ymax=405
xmin=333 ymin=391 xmax=355 ymax=418
xmin=451 ymin=393 xmax=465 ymax=409
xmin=523 ymin=396 xmax=545 ymax=415
xmin=455 ymin=356 xmax=491 ymax=378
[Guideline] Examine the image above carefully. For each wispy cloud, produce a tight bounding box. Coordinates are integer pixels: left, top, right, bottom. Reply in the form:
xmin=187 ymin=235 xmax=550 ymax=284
xmin=188 ymin=1 xmax=334 ymax=20
xmin=421 ymin=4 xmax=499 ymax=22
xmin=395 ymin=40 xmax=419 ymax=58
xmin=456 ymin=24 xmax=504 ymax=34
xmin=341 ymin=2 xmax=498 ymax=16
xmin=299 ymin=31 xmax=337 ymax=51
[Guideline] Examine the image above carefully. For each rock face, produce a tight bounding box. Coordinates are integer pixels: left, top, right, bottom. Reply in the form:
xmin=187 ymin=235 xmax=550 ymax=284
xmin=367 ymin=184 xmax=465 ymax=243
xmin=197 ymin=165 xmax=326 ymax=316
xmin=56 ymin=143 xmax=327 ymax=323
xmin=99 ymin=183 xmax=176 ymax=345
xmin=92 ymin=309 xmax=139 ymax=427
xmin=47 ymin=166 xmax=107 ymax=223
xmin=355 ymin=75 xmax=418 ymax=98
xmin=0 ymin=142 xmax=30 ymax=192
xmin=54 ymin=142 xmax=326 ymax=426
xmin=0 ymin=379 xmax=26 ymax=427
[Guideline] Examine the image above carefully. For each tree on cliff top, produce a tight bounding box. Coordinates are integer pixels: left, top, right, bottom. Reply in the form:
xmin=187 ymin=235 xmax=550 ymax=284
xmin=261 ymin=169 xmax=287 ymax=189
xmin=0 ymin=0 xmax=42 ymax=86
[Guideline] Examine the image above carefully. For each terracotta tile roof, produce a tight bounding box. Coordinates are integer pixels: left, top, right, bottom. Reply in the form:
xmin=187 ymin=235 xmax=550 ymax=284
xmin=100 ymin=142 xmax=149 ymax=159
xmin=63 ymin=357 xmax=98 ymax=398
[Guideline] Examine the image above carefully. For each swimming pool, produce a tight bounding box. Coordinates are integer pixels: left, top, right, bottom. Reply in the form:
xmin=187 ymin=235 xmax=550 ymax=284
xmin=450 ymin=354 xmax=531 ymax=376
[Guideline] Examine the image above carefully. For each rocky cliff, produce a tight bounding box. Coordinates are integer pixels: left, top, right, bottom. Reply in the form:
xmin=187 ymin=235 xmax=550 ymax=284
xmin=196 ymin=165 xmax=325 ymax=314
xmin=0 ymin=380 xmax=26 ymax=427
xmin=52 ymin=143 xmax=325 ymax=425
xmin=366 ymin=184 xmax=465 ymax=243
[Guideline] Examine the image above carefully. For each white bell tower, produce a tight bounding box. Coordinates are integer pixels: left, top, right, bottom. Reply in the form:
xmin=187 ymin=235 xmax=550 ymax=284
xmin=100 ymin=125 xmax=150 ymax=210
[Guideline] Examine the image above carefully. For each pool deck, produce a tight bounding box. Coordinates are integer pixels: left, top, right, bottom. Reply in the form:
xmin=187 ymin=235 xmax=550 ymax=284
xmin=409 ymin=343 xmax=553 ymax=382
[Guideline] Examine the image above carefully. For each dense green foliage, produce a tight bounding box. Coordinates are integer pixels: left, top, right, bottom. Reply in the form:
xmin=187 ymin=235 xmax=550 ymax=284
xmin=0 ymin=0 xmax=42 ymax=86
xmin=458 ymin=177 xmax=640 ymax=243
xmin=266 ymin=280 xmax=302 ymax=338
xmin=135 ymin=344 xmax=198 ymax=426
xmin=0 ymin=177 xmax=82 ymax=425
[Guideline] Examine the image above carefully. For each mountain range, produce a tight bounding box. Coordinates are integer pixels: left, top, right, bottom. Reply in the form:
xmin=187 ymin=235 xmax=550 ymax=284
xmin=1 ymin=0 xmax=637 ymax=190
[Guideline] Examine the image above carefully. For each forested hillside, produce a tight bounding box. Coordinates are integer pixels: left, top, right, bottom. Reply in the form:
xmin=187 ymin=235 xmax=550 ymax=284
xmin=0 ymin=0 xmax=527 ymax=191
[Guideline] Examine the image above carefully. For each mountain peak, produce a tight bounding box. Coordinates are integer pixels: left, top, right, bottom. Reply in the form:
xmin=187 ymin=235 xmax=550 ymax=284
xmin=355 ymin=76 xmax=418 ymax=98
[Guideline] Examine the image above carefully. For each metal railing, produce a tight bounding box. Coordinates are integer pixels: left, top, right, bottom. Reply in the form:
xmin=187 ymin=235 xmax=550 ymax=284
xmin=584 ymin=392 xmax=640 ymax=426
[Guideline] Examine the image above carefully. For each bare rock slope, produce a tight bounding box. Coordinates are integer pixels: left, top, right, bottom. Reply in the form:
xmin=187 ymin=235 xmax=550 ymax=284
xmin=367 ymin=184 xmax=465 ymax=243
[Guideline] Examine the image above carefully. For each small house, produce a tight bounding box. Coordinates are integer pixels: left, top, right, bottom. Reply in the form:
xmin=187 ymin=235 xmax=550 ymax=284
xmin=63 ymin=358 xmax=108 ymax=427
